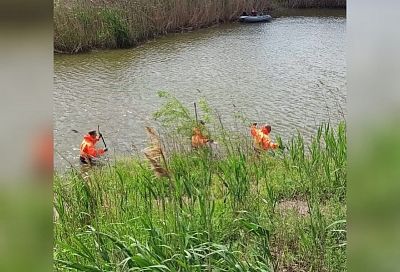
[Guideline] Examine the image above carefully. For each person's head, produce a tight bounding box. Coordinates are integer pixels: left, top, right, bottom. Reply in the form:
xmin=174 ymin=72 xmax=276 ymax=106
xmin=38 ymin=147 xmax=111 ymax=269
xmin=262 ymin=124 xmax=271 ymax=134
xmin=199 ymin=120 xmax=205 ymax=125
xmin=252 ymin=122 xmax=257 ymax=127
xmin=88 ymin=130 xmax=97 ymax=137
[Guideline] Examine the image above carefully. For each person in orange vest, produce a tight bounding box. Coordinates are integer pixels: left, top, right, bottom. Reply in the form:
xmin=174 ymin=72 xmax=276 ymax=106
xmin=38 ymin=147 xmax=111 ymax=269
xmin=251 ymin=123 xmax=263 ymax=140
xmin=250 ymin=123 xmax=278 ymax=151
xmin=250 ymin=123 xmax=263 ymax=150
xmin=192 ymin=127 xmax=210 ymax=149
xmin=250 ymin=123 xmax=262 ymax=148
xmin=260 ymin=124 xmax=279 ymax=150
xmin=80 ymin=130 xmax=108 ymax=165
xmin=191 ymin=121 xmax=213 ymax=149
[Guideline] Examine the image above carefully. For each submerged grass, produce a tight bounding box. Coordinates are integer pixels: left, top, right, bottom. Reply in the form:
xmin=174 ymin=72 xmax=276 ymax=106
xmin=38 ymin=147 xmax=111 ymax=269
xmin=54 ymin=94 xmax=346 ymax=271
xmin=54 ymin=0 xmax=346 ymax=53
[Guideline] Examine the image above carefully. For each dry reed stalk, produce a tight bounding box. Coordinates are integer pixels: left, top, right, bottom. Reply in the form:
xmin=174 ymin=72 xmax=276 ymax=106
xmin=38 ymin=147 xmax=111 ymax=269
xmin=143 ymin=127 xmax=170 ymax=178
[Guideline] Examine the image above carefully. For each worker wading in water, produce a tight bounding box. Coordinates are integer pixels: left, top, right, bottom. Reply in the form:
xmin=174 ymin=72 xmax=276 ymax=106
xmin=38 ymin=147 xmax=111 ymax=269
xmin=251 ymin=123 xmax=279 ymax=152
xmin=80 ymin=130 xmax=108 ymax=165
xmin=191 ymin=121 xmax=213 ymax=149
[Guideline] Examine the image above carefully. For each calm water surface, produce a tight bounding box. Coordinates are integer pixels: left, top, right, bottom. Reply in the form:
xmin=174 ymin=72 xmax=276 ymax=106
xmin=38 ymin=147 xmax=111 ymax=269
xmin=54 ymin=10 xmax=346 ymax=170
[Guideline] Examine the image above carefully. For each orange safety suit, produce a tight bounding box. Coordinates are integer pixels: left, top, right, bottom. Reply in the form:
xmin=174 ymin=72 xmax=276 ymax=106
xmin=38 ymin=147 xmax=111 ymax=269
xmin=250 ymin=124 xmax=264 ymax=148
xmin=251 ymin=125 xmax=278 ymax=150
xmin=260 ymin=127 xmax=278 ymax=150
xmin=192 ymin=128 xmax=209 ymax=148
xmin=250 ymin=124 xmax=258 ymax=138
xmin=80 ymin=134 xmax=105 ymax=163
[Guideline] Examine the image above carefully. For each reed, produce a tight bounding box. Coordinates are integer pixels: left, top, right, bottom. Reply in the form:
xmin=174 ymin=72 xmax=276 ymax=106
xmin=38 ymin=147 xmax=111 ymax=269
xmin=54 ymin=0 xmax=345 ymax=53
xmin=54 ymin=0 xmax=272 ymax=53
xmin=54 ymin=94 xmax=346 ymax=271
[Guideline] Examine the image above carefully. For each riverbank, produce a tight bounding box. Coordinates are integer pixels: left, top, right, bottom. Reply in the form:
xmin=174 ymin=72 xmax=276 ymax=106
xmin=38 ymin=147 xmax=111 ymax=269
xmin=54 ymin=0 xmax=346 ymax=53
xmin=54 ymin=122 xmax=346 ymax=271
xmin=54 ymin=94 xmax=346 ymax=271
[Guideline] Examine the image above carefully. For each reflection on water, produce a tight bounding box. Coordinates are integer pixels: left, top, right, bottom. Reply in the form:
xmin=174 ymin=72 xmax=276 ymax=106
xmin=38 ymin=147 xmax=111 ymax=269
xmin=54 ymin=10 xmax=346 ymax=170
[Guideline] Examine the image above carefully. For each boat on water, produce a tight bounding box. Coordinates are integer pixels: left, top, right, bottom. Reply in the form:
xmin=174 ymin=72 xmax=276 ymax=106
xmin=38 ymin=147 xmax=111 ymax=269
xmin=239 ymin=15 xmax=272 ymax=23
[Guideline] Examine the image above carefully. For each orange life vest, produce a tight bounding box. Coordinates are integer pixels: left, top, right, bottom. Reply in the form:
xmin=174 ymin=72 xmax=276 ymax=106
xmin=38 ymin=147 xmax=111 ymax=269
xmin=251 ymin=125 xmax=263 ymax=147
xmin=251 ymin=125 xmax=278 ymax=150
xmin=80 ymin=134 xmax=105 ymax=159
xmin=192 ymin=128 xmax=209 ymax=148
xmin=260 ymin=133 xmax=278 ymax=150
xmin=250 ymin=125 xmax=258 ymax=137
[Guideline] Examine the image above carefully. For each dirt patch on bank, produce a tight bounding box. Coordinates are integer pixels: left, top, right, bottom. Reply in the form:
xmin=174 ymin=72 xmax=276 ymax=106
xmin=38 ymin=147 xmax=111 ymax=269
xmin=277 ymin=199 xmax=309 ymax=216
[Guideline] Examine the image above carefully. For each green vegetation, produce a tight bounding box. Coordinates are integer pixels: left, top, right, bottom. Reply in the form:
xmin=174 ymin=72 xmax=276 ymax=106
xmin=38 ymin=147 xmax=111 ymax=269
xmin=54 ymin=94 xmax=346 ymax=271
xmin=54 ymin=0 xmax=346 ymax=53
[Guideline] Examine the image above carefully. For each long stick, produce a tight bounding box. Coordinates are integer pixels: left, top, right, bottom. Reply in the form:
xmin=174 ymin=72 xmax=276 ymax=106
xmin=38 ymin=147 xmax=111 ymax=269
xmin=97 ymin=125 xmax=107 ymax=148
xmin=194 ymin=102 xmax=198 ymax=124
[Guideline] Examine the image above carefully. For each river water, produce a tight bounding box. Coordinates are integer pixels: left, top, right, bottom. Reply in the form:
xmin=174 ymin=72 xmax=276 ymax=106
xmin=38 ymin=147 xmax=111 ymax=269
xmin=54 ymin=9 xmax=346 ymax=170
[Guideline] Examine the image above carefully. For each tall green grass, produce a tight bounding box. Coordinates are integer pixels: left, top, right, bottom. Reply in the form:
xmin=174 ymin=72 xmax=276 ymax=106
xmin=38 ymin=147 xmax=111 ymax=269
xmin=54 ymin=94 xmax=346 ymax=271
xmin=54 ymin=0 xmax=345 ymax=53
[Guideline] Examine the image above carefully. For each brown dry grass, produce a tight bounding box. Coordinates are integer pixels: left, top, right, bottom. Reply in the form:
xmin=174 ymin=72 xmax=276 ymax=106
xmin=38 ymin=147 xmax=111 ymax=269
xmin=54 ymin=0 xmax=274 ymax=53
xmin=54 ymin=0 xmax=345 ymax=53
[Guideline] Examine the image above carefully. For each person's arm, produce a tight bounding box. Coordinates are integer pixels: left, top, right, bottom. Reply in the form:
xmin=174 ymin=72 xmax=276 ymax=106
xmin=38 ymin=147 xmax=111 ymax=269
xmin=261 ymin=135 xmax=273 ymax=150
xmin=202 ymin=134 xmax=214 ymax=144
xmin=86 ymin=145 xmax=106 ymax=157
xmin=263 ymin=138 xmax=278 ymax=149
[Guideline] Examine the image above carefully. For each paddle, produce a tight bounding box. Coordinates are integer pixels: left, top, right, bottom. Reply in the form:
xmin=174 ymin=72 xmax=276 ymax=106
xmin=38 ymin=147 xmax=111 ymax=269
xmin=97 ymin=125 xmax=107 ymax=149
xmin=193 ymin=102 xmax=198 ymax=125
